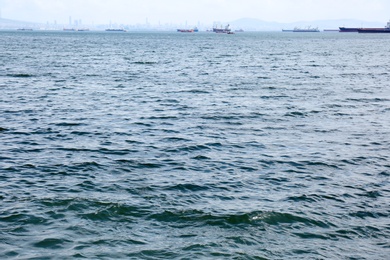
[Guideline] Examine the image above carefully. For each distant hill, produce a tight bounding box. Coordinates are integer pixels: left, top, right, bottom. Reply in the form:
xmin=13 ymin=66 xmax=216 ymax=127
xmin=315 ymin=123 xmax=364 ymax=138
xmin=229 ymin=18 xmax=386 ymax=31
xmin=0 ymin=18 xmax=33 ymax=24
xmin=0 ymin=18 xmax=36 ymax=29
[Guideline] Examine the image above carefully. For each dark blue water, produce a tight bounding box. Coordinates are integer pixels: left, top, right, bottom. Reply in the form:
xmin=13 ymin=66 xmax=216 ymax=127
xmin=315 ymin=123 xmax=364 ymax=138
xmin=1 ymin=31 xmax=389 ymax=259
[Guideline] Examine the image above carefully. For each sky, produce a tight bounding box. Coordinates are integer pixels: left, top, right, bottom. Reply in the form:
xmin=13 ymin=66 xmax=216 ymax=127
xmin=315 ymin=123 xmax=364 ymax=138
xmin=0 ymin=0 xmax=389 ymax=25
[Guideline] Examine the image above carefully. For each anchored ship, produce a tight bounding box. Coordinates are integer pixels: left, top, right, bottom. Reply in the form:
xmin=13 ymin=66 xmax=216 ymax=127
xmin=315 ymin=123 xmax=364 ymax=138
xmin=339 ymin=27 xmax=360 ymax=32
xmin=293 ymin=26 xmax=320 ymax=32
xmin=357 ymin=20 xmax=390 ymax=33
xmin=105 ymin=29 xmax=127 ymax=32
xmin=177 ymin=29 xmax=194 ymax=32
xmin=177 ymin=27 xmax=198 ymax=33
xmin=213 ymin=24 xmax=232 ymax=33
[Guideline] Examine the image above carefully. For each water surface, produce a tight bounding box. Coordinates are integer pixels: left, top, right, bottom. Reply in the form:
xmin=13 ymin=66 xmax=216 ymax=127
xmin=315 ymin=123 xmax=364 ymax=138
xmin=1 ymin=31 xmax=389 ymax=259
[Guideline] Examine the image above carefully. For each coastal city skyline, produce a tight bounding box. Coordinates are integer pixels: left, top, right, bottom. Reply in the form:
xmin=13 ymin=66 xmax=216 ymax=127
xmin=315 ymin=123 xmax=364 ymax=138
xmin=0 ymin=0 xmax=389 ymax=26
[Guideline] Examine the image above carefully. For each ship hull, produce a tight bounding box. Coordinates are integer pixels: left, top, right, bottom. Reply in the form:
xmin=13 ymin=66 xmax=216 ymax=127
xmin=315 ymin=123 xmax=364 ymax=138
xmin=213 ymin=29 xmax=231 ymax=33
xmin=293 ymin=30 xmax=320 ymax=32
xmin=339 ymin=27 xmax=360 ymax=32
xmin=358 ymin=29 xmax=390 ymax=33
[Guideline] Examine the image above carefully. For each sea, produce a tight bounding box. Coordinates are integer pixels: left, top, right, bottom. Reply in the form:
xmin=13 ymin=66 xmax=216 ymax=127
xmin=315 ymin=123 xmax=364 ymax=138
xmin=1 ymin=30 xmax=389 ymax=259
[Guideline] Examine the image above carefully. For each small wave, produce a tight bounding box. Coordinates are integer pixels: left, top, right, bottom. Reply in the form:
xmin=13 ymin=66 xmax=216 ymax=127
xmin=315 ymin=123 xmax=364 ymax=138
xmin=161 ymin=137 xmax=191 ymax=142
xmin=133 ymin=61 xmax=158 ymax=65
xmin=284 ymin=111 xmax=307 ymax=117
xmin=250 ymin=211 xmax=331 ymax=227
xmin=133 ymin=122 xmax=153 ymax=127
xmin=359 ymin=190 xmax=382 ymax=199
xmin=292 ymin=232 xmax=328 ymax=240
xmin=70 ymin=131 xmax=93 ymax=136
xmin=164 ymin=183 xmax=212 ymax=193
xmin=33 ymin=238 xmax=69 ymax=249
xmin=54 ymin=122 xmax=87 ymax=127
xmin=183 ymin=89 xmax=210 ymax=94
xmin=38 ymin=198 xmax=150 ymax=219
xmin=164 ymin=144 xmax=211 ymax=153
xmin=73 ymin=161 xmax=103 ymax=168
xmin=286 ymin=193 xmax=345 ymax=203
xmin=347 ymin=98 xmax=390 ymax=103
xmin=0 ymin=212 xmax=47 ymax=225
xmin=147 ymin=116 xmax=179 ymax=120
xmin=124 ymin=138 xmax=144 ymax=144
xmin=217 ymin=54 xmax=236 ymax=58
xmin=192 ymin=155 xmax=210 ymax=160
xmin=115 ymin=159 xmax=164 ymax=169
xmin=6 ymin=73 xmax=34 ymax=78
xmin=348 ymin=210 xmax=387 ymax=219
xmin=300 ymin=160 xmax=341 ymax=169
xmin=148 ymin=209 xmax=330 ymax=228
xmin=99 ymin=148 xmax=135 ymax=155
xmin=56 ymin=147 xmax=96 ymax=153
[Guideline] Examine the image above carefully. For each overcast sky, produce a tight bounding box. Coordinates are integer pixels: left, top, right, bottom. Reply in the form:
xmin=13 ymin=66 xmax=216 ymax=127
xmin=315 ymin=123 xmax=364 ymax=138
xmin=1 ymin=0 xmax=389 ymax=25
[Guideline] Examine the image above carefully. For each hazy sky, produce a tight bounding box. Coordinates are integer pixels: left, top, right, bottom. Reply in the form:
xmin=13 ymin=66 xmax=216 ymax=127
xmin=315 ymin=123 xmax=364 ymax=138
xmin=1 ymin=0 xmax=389 ymax=25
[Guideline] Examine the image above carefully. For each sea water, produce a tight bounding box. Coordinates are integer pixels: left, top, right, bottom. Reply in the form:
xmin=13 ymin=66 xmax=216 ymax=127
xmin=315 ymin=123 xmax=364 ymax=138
xmin=1 ymin=31 xmax=389 ymax=259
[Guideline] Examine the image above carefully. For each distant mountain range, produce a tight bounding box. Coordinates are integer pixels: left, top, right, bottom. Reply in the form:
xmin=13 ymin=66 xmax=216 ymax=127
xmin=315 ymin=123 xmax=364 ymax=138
xmin=229 ymin=18 xmax=386 ymax=31
xmin=0 ymin=18 xmax=35 ymax=28
xmin=0 ymin=18 xmax=33 ymax=24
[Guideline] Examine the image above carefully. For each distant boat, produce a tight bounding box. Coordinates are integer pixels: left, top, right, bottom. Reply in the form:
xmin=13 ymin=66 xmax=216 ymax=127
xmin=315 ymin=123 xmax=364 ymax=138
xmin=77 ymin=28 xmax=90 ymax=32
xmin=63 ymin=28 xmax=76 ymax=31
xmin=105 ymin=29 xmax=127 ymax=32
xmin=17 ymin=28 xmax=33 ymax=31
xmin=293 ymin=26 xmax=320 ymax=32
xmin=213 ymin=24 xmax=232 ymax=33
xmin=235 ymin=29 xmax=244 ymax=32
xmin=282 ymin=29 xmax=294 ymax=32
xmin=177 ymin=29 xmax=194 ymax=33
xmin=357 ymin=20 xmax=390 ymax=33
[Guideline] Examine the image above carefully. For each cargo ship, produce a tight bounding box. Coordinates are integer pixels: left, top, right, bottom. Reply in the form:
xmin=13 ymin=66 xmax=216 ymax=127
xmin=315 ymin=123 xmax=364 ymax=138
xmin=177 ymin=27 xmax=198 ymax=33
xmin=339 ymin=27 xmax=360 ymax=32
xmin=213 ymin=24 xmax=232 ymax=33
xmin=177 ymin=29 xmax=194 ymax=32
xmin=357 ymin=20 xmax=390 ymax=33
xmin=293 ymin=26 xmax=320 ymax=32
xmin=105 ymin=29 xmax=127 ymax=32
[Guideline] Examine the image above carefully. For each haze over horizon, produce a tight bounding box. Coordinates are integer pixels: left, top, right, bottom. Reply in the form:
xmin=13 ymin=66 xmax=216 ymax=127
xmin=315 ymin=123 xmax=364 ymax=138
xmin=0 ymin=0 xmax=389 ymax=26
